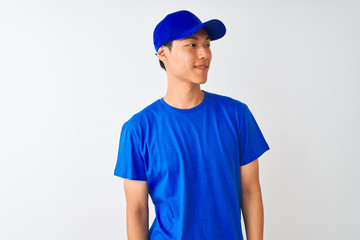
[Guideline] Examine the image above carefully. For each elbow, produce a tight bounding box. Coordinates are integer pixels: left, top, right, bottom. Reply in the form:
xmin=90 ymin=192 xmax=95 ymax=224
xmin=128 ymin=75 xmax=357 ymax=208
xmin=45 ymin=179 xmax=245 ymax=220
xmin=127 ymin=204 xmax=148 ymax=215
xmin=241 ymin=181 xmax=262 ymax=198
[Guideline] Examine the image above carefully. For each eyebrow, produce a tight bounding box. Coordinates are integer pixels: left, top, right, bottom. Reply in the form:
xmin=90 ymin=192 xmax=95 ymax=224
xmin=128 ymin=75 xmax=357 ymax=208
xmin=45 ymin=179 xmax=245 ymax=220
xmin=182 ymin=35 xmax=211 ymax=41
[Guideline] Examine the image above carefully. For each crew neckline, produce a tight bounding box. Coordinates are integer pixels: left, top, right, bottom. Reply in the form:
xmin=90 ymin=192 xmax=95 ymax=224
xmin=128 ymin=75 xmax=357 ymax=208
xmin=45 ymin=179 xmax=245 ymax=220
xmin=159 ymin=90 xmax=209 ymax=113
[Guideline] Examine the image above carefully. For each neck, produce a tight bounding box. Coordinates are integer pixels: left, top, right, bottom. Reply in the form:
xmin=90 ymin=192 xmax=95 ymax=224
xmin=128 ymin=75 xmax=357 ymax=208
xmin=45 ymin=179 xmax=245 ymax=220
xmin=163 ymin=78 xmax=205 ymax=109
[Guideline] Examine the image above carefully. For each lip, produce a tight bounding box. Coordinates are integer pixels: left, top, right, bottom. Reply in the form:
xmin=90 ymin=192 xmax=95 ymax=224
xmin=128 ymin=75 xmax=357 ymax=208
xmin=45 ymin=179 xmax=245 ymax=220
xmin=194 ymin=65 xmax=209 ymax=71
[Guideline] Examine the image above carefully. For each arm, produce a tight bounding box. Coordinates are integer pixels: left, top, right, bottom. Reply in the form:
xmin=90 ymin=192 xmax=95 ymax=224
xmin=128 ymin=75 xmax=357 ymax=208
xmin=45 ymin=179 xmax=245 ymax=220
xmin=124 ymin=179 xmax=149 ymax=240
xmin=240 ymin=159 xmax=264 ymax=240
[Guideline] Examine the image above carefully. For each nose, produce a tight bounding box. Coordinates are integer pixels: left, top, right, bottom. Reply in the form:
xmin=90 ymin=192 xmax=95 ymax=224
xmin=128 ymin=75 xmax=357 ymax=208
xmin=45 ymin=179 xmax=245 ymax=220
xmin=198 ymin=45 xmax=211 ymax=60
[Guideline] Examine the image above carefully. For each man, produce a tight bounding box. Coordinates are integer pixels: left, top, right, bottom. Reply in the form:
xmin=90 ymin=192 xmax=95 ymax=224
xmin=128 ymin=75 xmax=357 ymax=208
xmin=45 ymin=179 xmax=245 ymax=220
xmin=114 ymin=10 xmax=270 ymax=240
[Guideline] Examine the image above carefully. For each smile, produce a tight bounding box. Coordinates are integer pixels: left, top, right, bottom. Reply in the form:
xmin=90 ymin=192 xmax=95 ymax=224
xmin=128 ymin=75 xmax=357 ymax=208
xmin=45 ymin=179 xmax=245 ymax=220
xmin=194 ymin=65 xmax=209 ymax=71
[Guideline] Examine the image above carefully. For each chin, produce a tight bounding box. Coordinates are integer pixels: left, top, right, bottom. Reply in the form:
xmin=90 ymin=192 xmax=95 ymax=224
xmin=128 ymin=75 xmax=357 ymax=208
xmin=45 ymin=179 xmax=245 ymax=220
xmin=191 ymin=78 xmax=207 ymax=85
xmin=200 ymin=79 xmax=208 ymax=84
xmin=194 ymin=75 xmax=208 ymax=84
xmin=200 ymin=76 xmax=208 ymax=83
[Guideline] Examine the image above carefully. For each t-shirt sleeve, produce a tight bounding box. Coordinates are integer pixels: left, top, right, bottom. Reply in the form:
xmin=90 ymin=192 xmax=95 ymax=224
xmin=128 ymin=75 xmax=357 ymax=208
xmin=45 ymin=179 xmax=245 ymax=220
xmin=114 ymin=121 xmax=147 ymax=181
xmin=239 ymin=104 xmax=270 ymax=166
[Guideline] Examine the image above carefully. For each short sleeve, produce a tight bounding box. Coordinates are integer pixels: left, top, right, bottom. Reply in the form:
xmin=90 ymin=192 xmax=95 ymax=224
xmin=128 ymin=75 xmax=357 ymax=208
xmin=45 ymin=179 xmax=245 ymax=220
xmin=114 ymin=121 xmax=147 ymax=181
xmin=239 ymin=104 xmax=270 ymax=166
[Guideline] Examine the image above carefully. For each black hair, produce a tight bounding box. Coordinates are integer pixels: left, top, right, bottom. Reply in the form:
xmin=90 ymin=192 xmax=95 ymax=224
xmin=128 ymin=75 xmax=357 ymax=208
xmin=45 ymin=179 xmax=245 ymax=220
xmin=159 ymin=41 xmax=173 ymax=71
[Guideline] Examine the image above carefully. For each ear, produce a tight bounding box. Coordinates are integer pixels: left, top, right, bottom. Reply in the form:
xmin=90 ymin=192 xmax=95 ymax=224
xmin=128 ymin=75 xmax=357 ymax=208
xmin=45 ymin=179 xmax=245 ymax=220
xmin=157 ymin=46 xmax=168 ymax=62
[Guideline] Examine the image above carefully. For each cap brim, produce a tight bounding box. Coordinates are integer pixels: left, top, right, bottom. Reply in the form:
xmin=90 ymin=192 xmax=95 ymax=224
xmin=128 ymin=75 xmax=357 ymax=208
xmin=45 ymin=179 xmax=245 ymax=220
xmin=171 ymin=19 xmax=226 ymax=42
xmin=202 ymin=19 xmax=226 ymax=41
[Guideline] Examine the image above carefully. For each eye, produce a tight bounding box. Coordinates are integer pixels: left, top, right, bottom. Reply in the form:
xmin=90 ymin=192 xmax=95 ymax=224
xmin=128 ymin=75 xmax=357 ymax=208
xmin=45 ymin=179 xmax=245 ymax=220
xmin=187 ymin=43 xmax=196 ymax=47
xmin=206 ymin=44 xmax=211 ymax=48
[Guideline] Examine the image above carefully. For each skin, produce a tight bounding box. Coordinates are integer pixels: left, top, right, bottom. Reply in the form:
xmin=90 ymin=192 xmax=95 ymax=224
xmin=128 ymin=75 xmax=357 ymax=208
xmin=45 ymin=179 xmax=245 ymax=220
xmin=124 ymin=28 xmax=264 ymax=240
xmin=124 ymin=179 xmax=149 ymax=240
xmin=241 ymin=159 xmax=264 ymax=240
xmin=157 ymin=28 xmax=211 ymax=109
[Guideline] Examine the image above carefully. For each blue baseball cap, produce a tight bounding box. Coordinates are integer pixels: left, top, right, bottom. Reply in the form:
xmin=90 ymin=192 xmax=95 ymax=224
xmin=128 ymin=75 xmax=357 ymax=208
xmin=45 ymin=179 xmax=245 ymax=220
xmin=153 ymin=10 xmax=226 ymax=53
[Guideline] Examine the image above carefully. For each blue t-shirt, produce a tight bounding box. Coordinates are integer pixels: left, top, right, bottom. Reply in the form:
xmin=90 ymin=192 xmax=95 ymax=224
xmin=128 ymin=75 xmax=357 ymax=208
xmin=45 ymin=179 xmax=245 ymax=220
xmin=114 ymin=90 xmax=270 ymax=240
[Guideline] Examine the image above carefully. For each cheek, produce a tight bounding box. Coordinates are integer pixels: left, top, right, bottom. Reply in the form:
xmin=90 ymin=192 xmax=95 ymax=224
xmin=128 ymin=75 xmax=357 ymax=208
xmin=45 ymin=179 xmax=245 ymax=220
xmin=178 ymin=54 xmax=194 ymax=68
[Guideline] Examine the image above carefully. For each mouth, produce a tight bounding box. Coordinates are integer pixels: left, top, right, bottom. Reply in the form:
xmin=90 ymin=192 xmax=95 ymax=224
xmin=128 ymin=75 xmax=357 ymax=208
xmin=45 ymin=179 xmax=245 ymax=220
xmin=194 ymin=65 xmax=209 ymax=71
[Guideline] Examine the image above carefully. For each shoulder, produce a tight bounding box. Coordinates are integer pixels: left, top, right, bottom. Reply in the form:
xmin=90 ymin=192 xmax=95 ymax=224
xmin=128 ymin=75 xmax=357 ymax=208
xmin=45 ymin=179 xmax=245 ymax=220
xmin=206 ymin=91 xmax=249 ymax=112
xmin=122 ymin=99 xmax=161 ymax=133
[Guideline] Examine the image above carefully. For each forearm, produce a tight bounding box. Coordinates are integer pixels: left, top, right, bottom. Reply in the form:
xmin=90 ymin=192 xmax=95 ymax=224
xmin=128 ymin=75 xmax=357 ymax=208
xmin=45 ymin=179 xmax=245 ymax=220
xmin=126 ymin=207 xmax=149 ymax=240
xmin=241 ymin=188 xmax=264 ymax=240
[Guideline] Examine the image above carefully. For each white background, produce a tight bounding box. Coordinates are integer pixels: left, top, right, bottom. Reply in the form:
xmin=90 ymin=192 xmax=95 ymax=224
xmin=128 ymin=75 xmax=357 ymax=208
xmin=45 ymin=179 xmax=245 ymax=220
xmin=1 ymin=0 xmax=359 ymax=239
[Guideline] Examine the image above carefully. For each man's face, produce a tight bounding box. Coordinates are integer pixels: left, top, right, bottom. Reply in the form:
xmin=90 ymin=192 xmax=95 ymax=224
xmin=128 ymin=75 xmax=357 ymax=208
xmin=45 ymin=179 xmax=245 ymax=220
xmin=164 ymin=28 xmax=212 ymax=85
